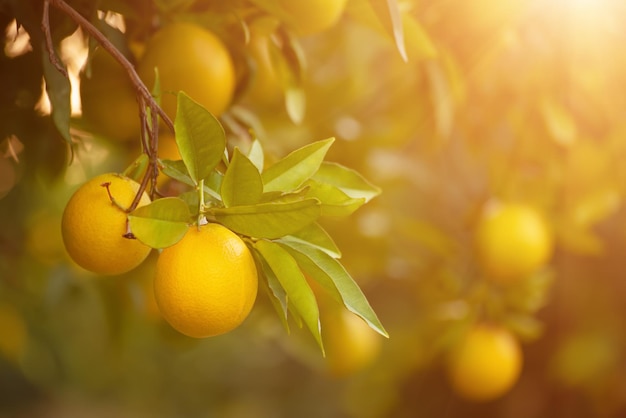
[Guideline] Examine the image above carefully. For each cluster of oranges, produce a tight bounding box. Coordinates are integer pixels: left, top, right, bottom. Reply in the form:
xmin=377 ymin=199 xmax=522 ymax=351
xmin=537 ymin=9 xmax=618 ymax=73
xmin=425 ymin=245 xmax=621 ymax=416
xmin=444 ymin=201 xmax=554 ymax=401
xmin=61 ymin=173 xmax=258 ymax=338
xmin=71 ymin=2 xmax=355 ymax=337
xmin=80 ymin=1 xmax=351 ymax=144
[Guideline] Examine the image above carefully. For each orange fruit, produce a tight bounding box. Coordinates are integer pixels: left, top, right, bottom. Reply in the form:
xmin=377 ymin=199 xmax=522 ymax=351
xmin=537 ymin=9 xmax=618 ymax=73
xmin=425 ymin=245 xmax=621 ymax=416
xmin=475 ymin=202 xmax=553 ymax=284
xmin=278 ymin=0 xmax=349 ymax=36
xmin=446 ymin=324 xmax=522 ymax=401
xmin=154 ymin=223 xmax=258 ymax=338
xmin=323 ymin=309 xmax=381 ymax=377
xmin=137 ymin=22 xmax=236 ymax=120
xmin=61 ymin=173 xmax=152 ymax=275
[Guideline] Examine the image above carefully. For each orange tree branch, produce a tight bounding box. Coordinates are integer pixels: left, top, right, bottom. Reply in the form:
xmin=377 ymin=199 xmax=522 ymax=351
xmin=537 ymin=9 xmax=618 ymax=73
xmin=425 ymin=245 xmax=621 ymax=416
xmin=43 ymin=0 xmax=174 ymax=212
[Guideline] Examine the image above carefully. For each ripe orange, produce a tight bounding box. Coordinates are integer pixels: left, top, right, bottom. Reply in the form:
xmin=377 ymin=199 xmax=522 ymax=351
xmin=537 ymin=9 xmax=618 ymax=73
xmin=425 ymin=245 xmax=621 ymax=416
xmin=475 ymin=202 xmax=554 ymax=284
xmin=279 ymin=0 xmax=349 ymax=36
xmin=323 ymin=309 xmax=381 ymax=377
xmin=154 ymin=223 xmax=258 ymax=338
xmin=80 ymin=49 xmax=141 ymax=141
xmin=137 ymin=22 xmax=236 ymax=120
xmin=61 ymin=173 xmax=152 ymax=275
xmin=446 ymin=323 xmax=522 ymax=401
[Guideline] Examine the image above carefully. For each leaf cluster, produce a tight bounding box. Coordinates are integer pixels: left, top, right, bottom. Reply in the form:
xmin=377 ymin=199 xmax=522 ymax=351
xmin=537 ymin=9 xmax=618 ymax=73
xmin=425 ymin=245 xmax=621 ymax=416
xmin=128 ymin=92 xmax=387 ymax=351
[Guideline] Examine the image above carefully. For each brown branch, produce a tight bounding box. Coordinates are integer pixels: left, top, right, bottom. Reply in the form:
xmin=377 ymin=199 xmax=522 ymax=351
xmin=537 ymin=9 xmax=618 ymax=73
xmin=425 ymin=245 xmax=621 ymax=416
xmin=41 ymin=0 xmax=68 ymax=77
xmin=48 ymin=0 xmax=174 ymax=132
xmin=44 ymin=0 xmax=177 ymax=213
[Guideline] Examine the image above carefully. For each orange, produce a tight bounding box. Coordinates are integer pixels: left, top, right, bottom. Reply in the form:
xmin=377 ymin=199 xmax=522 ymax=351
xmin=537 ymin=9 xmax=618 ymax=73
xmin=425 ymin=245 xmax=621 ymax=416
xmin=61 ymin=173 xmax=152 ymax=275
xmin=475 ymin=202 xmax=553 ymax=284
xmin=446 ymin=324 xmax=522 ymax=402
xmin=323 ymin=309 xmax=381 ymax=377
xmin=154 ymin=223 xmax=258 ymax=338
xmin=137 ymin=22 xmax=236 ymax=120
xmin=278 ymin=0 xmax=349 ymax=36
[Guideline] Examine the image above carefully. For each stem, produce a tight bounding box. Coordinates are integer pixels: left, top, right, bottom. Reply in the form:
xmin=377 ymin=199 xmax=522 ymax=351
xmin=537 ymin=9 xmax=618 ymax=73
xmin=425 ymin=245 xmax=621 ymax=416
xmin=198 ymin=179 xmax=205 ymax=228
xmin=48 ymin=0 xmax=173 ymax=131
xmin=42 ymin=0 xmax=68 ymax=77
xmin=45 ymin=0 xmax=176 ymax=212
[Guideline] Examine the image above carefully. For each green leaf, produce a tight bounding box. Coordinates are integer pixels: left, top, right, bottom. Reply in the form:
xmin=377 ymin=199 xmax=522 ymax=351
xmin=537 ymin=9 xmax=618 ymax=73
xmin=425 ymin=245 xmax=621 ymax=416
xmin=160 ymin=159 xmax=222 ymax=201
xmin=261 ymin=186 xmax=311 ymax=204
xmin=251 ymin=247 xmax=289 ymax=326
xmin=211 ymin=199 xmax=321 ymax=239
xmin=174 ymin=92 xmax=226 ymax=184
xmin=262 ymin=138 xmax=334 ymax=193
xmin=313 ymin=162 xmax=381 ymax=202
xmin=280 ymin=240 xmax=388 ymax=338
xmin=128 ymin=197 xmax=191 ymax=249
xmin=280 ymin=223 xmax=341 ymax=259
xmin=123 ymin=153 xmax=149 ymax=182
xmin=248 ymin=138 xmax=265 ymax=172
xmin=160 ymin=159 xmax=194 ymax=186
xmin=41 ymin=46 xmax=71 ymax=142
xmin=177 ymin=190 xmax=200 ymax=218
xmin=221 ymin=148 xmax=263 ymax=207
xmin=254 ymin=240 xmax=323 ymax=351
xmin=368 ymin=0 xmax=407 ymax=62
xmin=204 ymin=171 xmax=224 ymax=202
xmin=303 ymin=180 xmax=366 ymax=217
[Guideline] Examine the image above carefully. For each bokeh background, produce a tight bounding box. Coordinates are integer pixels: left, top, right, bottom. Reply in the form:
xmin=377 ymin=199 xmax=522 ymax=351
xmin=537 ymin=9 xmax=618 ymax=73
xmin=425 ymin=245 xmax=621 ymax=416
xmin=3 ymin=0 xmax=626 ymax=416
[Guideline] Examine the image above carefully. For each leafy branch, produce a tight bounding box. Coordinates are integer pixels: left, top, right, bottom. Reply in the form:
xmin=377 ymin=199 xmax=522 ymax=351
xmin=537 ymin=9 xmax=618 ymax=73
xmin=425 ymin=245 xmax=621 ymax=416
xmin=41 ymin=0 xmax=173 ymax=211
xmin=128 ymin=92 xmax=388 ymax=349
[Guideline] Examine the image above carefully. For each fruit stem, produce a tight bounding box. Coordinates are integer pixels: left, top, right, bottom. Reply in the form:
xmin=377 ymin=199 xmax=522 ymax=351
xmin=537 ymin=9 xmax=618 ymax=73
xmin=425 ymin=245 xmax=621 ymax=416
xmin=197 ymin=179 xmax=206 ymax=228
xmin=101 ymin=182 xmax=128 ymax=212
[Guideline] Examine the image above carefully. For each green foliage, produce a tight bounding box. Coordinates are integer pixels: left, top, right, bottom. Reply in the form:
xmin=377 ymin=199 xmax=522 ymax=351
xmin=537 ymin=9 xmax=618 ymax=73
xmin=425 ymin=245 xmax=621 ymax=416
xmin=8 ymin=0 xmax=626 ymax=415
xmin=221 ymin=148 xmax=263 ymax=207
xmin=128 ymin=197 xmax=190 ymax=249
xmin=174 ymin=93 xmax=226 ymax=184
xmin=127 ymin=91 xmax=385 ymax=346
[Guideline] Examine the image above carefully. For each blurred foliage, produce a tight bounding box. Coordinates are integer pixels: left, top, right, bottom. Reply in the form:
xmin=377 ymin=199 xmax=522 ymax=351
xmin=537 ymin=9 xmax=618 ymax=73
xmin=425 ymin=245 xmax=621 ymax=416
xmin=3 ymin=0 xmax=626 ymax=417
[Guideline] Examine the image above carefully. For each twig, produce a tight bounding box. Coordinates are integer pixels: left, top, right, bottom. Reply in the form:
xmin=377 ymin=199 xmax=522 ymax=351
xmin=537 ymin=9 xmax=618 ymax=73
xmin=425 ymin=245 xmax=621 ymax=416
xmin=41 ymin=0 xmax=68 ymax=77
xmin=48 ymin=0 xmax=173 ymax=132
xmin=44 ymin=0 xmax=175 ymax=213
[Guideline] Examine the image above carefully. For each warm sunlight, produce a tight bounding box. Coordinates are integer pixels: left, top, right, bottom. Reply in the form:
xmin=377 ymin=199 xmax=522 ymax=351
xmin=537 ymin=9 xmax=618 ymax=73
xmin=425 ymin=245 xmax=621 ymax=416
xmin=534 ymin=0 xmax=623 ymax=40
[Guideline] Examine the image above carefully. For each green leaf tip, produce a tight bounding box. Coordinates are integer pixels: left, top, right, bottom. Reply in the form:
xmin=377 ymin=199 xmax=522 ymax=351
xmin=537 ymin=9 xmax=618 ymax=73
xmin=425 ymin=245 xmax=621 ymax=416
xmin=174 ymin=91 xmax=226 ymax=185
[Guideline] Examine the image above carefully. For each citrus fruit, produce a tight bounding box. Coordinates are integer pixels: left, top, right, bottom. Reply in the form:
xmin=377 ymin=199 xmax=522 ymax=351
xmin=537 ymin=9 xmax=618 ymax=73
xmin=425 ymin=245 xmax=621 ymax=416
xmin=323 ymin=309 xmax=381 ymax=377
xmin=446 ymin=323 xmax=522 ymax=402
xmin=80 ymin=49 xmax=141 ymax=141
xmin=137 ymin=22 xmax=236 ymax=120
xmin=154 ymin=223 xmax=258 ymax=338
xmin=279 ymin=0 xmax=349 ymax=36
xmin=61 ymin=173 xmax=152 ymax=275
xmin=475 ymin=202 xmax=554 ymax=284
